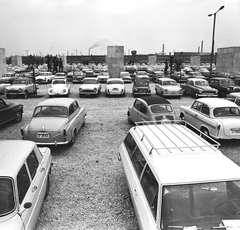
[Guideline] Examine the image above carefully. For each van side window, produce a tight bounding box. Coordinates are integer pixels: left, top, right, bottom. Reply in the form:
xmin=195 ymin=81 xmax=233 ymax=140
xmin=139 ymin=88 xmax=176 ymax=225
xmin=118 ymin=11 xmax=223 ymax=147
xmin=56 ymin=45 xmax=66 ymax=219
xmin=141 ymin=164 xmax=158 ymax=220
xmin=131 ymin=147 xmax=146 ymax=178
xmin=17 ymin=164 xmax=30 ymax=204
xmin=27 ymin=150 xmax=39 ymax=179
xmin=124 ymin=133 xmax=137 ymax=158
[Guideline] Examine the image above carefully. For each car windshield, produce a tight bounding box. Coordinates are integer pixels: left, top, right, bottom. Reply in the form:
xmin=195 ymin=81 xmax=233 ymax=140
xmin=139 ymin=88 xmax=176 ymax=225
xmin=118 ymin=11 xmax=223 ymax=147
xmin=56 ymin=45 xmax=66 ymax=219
xmin=83 ymin=79 xmax=97 ymax=84
xmin=52 ymin=80 xmax=65 ymax=84
xmin=213 ymin=107 xmax=240 ymax=117
xmin=0 ymin=177 xmax=15 ymax=217
xmin=219 ymin=79 xmax=235 ymax=86
xmin=162 ymin=180 xmax=240 ymax=229
xmin=150 ymin=104 xmax=173 ymax=113
xmin=195 ymin=81 xmax=208 ymax=86
xmin=137 ymin=71 xmax=147 ymax=75
xmin=121 ymin=72 xmax=130 ymax=77
xmin=163 ymin=81 xmax=177 ymax=86
xmin=33 ymin=106 xmax=68 ymax=117
xmin=12 ymin=79 xmax=27 ymax=84
xmin=135 ymin=79 xmax=149 ymax=86
xmin=107 ymin=80 xmax=123 ymax=85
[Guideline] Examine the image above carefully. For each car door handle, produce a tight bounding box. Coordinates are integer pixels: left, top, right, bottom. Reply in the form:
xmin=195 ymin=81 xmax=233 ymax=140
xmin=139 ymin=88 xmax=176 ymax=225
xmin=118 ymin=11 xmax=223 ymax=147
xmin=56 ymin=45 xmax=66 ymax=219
xmin=32 ymin=186 xmax=38 ymax=192
xmin=132 ymin=188 xmax=138 ymax=195
xmin=195 ymin=114 xmax=198 ymax=117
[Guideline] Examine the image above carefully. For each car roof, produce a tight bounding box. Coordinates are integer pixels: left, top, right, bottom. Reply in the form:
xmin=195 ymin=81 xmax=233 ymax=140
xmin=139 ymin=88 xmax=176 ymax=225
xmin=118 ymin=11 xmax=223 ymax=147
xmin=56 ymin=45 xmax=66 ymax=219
xmin=0 ymin=140 xmax=36 ymax=177
xmin=107 ymin=78 xmax=123 ymax=81
xmin=229 ymin=92 xmax=240 ymax=97
xmin=138 ymin=95 xmax=171 ymax=105
xmin=36 ymin=98 xmax=75 ymax=107
xmin=195 ymin=98 xmax=237 ymax=108
xmin=160 ymin=78 xmax=175 ymax=81
xmin=130 ymin=124 xmax=240 ymax=184
xmin=187 ymin=78 xmax=206 ymax=81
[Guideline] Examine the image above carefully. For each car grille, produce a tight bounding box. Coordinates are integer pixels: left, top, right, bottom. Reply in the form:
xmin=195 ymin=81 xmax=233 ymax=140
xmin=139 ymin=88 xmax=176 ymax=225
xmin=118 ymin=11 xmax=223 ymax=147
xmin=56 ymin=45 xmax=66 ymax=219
xmin=82 ymin=89 xmax=95 ymax=93
xmin=166 ymin=115 xmax=174 ymax=120
xmin=7 ymin=89 xmax=19 ymax=93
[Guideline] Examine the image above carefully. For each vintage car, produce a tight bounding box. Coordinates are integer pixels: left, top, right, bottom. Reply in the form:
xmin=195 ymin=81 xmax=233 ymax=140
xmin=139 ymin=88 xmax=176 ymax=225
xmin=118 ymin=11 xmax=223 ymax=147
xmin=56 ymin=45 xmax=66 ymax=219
xmin=226 ymin=92 xmax=240 ymax=107
xmin=119 ymin=71 xmax=132 ymax=83
xmin=155 ymin=78 xmax=183 ymax=98
xmin=182 ymin=78 xmax=218 ymax=98
xmin=97 ymin=72 xmax=109 ymax=83
xmin=132 ymin=76 xmax=151 ymax=97
xmin=150 ymin=70 xmax=165 ymax=82
xmin=72 ymin=70 xmax=85 ymax=83
xmin=180 ymin=98 xmax=240 ymax=139
xmin=0 ymin=98 xmax=23 ymax=125
xmin=186 ymin=71 xmax=206 ymax=79
xmin=0 ymin=72 xmax=16 ymax=84
xmin=35 ymin=72 xmax=55 ymax=83
xmin=21 ymin=98 xmax=86 ymax=146
xmin=170 ymin=71 xmax=188 ymax=83
xmin=127 ymin=95 xmax=177 ymax=124
xmin=79 ymin=77 xmax=101 ymax=97
xmin=5 ymin=78 xmax=37 ymax=99
xmin=54 ymin=72 xmax=67 ymax=79
xmin=136 ymin=71 xmax=150 ymax=80
xmin=208 ymin=77 xmax=240 ymax=97
xmin=48 ymin=78 xmax=70 ymax=97
xmin=119 ymin=122 xmax=240 ymax=230
xmin=105 ymin=78 xmax=125 ymax=96
xmin=0 ymin=140 xmax=52 ymax=230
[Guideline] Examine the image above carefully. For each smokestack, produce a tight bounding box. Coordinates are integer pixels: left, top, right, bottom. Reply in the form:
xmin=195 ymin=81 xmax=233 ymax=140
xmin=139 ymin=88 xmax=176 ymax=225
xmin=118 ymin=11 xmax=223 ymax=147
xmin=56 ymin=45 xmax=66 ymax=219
xmin=88 ymin=48 xmax=91 ymax=56
xmin=201 ymin=40 xmax=203 ymax=53
xmin=162 ymin=44 xmax=165 ymax=55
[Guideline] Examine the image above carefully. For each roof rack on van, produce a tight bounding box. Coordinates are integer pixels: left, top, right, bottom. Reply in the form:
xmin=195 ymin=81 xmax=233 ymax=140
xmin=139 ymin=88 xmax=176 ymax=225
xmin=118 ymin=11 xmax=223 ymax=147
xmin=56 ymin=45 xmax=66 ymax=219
xmin=134 ymin=120 xmax=220 ymax=154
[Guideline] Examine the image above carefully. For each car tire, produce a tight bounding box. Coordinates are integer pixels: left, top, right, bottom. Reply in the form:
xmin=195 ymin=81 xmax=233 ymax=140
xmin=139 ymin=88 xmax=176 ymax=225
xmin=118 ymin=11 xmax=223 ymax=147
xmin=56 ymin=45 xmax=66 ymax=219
xmin=127 ymin=112 xmax=133 ymax=125
xmin=68 ymin=130 xmax=76 ymax=147
xmin=23 ymin=91 xmax=28 ymax=99
xmin=44 ymin=174 xmax=50 ymax=200
xmin=14 ymin=112 xmax=22 ymax=123
xmin=201 ymin=127 xmax=210 ymax=140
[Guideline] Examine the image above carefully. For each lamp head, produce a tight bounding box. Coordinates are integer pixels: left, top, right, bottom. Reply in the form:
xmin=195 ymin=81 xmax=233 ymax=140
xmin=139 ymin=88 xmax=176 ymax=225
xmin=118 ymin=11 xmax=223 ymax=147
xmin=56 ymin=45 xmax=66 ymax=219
xmin=219 ymin=6 xmax=225 ymax=10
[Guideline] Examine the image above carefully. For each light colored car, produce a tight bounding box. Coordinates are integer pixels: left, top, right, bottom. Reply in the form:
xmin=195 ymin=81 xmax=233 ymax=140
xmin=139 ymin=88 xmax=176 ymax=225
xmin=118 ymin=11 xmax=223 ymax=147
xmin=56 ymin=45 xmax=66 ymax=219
xmin=5 ymin=78 xmax=37 ymax=99
xmin=36 ymin=72 xmax=55 ymax=83
xmin=119 ymin=122 xmax=240 ymax=230
xmin=97 ymin=72 xmax=109 ymax=83
xmin=180 ymin=98 xmax=240 ymax=139
xmin=155 ymin=78 xmax=183 ymax=98
xmin=105 ymin=78 xmax=125 ymax=96
xmin=170 ymin=71 xmax=188 ymax=83
xmin=48 ymin=78 xmax=70 ymax=97
xmin=226 ymin=92 xmax=240 ymax=106
xmin=21 ymin=98 xmax=86 ymax=146
xmin=0 ymin=72 xmax=16 ymax=84
xmin=54 ymin=72 xmax=67 ymax=79
xmin=0 ymin=83 xmax=11 ymax=94
xmin=0 ymin=140 xmax=52 ymax=230
xmin=79 ymin=77 xmax=101 ymax=97
xmin=182 ymin=78 xmax=218 ymax=98
xmin=119 ymin=71 xmax=132 ymax=83
xmin=127 ymin=95 xmax=177 ymax=124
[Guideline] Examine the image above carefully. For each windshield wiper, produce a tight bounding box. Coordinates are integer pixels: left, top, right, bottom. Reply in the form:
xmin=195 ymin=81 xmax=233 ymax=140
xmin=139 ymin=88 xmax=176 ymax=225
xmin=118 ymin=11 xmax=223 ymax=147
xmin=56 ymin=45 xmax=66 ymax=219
xmin=168 ymin=226 xmax=203 ymax=230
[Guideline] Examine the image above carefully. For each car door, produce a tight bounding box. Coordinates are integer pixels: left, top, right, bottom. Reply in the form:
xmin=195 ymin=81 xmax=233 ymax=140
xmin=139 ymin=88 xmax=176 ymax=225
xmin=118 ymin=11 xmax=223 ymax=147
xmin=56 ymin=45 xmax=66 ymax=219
xmin=70 ymin=101 xmax=84 ymax=131
xmin=0 ymin=99 xmax=14 ymax=124
xmin=129 ymin=99 xmax=140 ymax=123
xmin=184 ymin=101 xmax=203 ymax=126
xmin=137 ymin=101 xmax=149 ymax=122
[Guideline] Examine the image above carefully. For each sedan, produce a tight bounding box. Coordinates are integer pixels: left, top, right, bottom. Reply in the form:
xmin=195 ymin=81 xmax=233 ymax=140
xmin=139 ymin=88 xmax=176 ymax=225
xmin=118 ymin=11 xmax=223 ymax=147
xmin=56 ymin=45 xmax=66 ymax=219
xmin=0 ymin=98 xmax=23 ymax=125
xmin=21 ymin=98 xmax=86 ymax=146
xmin=105 ymin=78 xmax=125 ymax=96
xmin=170 ymin=71 xmax=188 ymax=83
xmin=155 ymin=78 xmax=183 ymax=98
xmin=79 ymin=77 xmax=101 ymax=97
xmin=127 ymin=95 xmax=177 ymax=124
xmin=180 ymin=98 xmax=240 ymax=139
xmin=36 ymin=71 xmax=55 ymax=83
xmin=119 ymin=71 xmax=132 ymax=83
xmin=182 ymin=78 xmax=218 ymax=98
xmin=48 ymin=78 xmax=70 ymax=97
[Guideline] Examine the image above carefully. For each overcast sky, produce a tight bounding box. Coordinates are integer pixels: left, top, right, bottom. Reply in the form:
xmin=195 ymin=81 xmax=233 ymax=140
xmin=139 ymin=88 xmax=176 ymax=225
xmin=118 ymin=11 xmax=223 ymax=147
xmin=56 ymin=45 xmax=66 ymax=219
xmin=1 ymin=0 xmax=239 ymax=57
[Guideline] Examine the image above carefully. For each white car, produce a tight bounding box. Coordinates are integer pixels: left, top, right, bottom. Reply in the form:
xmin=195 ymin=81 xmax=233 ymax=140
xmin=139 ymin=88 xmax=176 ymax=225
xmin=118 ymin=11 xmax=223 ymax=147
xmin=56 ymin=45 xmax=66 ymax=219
xmin=79 ymin=77 xmax=101 ymax=97
xmin=97 ymin=72 xmax=109 ymax=83
xmin=36 ymin=72 xmax=55 ymax=83
xmin=105 ymin=78 xmax=125 ymax=96
xmin=180 ymin=98 xmax=240 ymax=139
xmin=48 ymin=78 xmax=70 ymax=97
xmin=155 ymin=78 xmax=183 ymax=98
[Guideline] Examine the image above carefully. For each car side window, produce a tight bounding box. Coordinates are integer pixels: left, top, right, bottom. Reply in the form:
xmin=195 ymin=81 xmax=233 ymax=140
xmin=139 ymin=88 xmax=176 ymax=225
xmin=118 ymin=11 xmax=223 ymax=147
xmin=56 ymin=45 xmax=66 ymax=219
xmin=201 ymin=104 xmax=210 ymax=116
xmin=191 ymin=101 xmax=202 ymax=111
xmin=133 ymin=100 xmax=140 ymax=111
xmin=26 ymin=150 xmax=39 ymax=179
xmin=124 ymin=133 xmax=137 ymax=158
xmin=17 ymin=164 xmax=31 ymax=204
xmin=73 ymin=101 xmax=79 ymax=111
xmin=0 ymin=99 xmax=7 ymax=109
xmin=141 ymin=164 xmax=159 ymax=220
xmin=131 ymin=147 xmax=146 ymax=178
xmin=69 ymin=104 xmax=74 ymax=115
xmin=139 ymin=103 xmax=147 ymax=114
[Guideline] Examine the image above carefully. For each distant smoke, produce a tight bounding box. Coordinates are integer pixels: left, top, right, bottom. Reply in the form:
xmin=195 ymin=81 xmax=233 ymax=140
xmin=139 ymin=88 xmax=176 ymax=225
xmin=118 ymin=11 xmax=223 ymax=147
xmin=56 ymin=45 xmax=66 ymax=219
xmin=89 ymin=39 xmax=107 ymax=50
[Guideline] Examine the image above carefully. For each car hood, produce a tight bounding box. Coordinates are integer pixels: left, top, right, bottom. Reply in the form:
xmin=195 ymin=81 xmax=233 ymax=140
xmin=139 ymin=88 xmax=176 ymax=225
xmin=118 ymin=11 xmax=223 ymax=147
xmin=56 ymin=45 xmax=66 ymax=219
xmin=50 ymin=84 xmax=68 ymax=92
xmin=80 ymin=84 xmax=98 ymax=90
xmin=195 ymin=85 xmax=215 ymax=91
xmin=106 ymin=84 xmax=124 ymax=90
xmin=28 ymin=117 xmax=68 ymax=132
xmin=6 ymin=84 xmax=26 ymax=90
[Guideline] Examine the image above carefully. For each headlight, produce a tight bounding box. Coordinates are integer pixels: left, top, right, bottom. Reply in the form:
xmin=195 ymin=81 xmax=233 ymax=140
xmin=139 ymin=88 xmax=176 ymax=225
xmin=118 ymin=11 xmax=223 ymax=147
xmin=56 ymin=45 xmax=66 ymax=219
xmin=164 ymin=89 xmax=168 ymax=92
xmin=227 ymin=88 xmax=231 ymax=91
xmin=49 ymin=88 xmax=53 ymax=93
xmin=62 ymin=88 xmax=67 ymax=93
xmin=199 ymin=90 xmax=203 ymax=94
xmin=93 ymin=88 xmax=97 ymax=91
xmin=18 ymin=88 xmax=23 ymax=92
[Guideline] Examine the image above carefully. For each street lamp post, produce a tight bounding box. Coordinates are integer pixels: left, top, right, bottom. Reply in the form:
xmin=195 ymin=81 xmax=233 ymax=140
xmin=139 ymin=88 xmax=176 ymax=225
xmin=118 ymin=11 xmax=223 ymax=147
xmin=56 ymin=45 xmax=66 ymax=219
xmin=208 ymin=5 xmax=224 ymax=76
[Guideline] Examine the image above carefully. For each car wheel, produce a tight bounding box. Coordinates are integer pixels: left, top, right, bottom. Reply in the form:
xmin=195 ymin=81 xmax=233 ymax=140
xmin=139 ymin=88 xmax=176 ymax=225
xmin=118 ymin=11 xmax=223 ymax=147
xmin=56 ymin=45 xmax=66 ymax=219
xmin=14 ymin=112 xmax=22 ymax=123
xmin=44 ymin=174 xmax=50 ymax=200
xmin=68 ymin=131 xmax=76 ymax=147
xmin=23 ymin=91 xmax=28 ymax=99
xmin=201 ymin=127 xmax=210 ymax=140
xmin=127 ymin=112 xmax=133 ymax=125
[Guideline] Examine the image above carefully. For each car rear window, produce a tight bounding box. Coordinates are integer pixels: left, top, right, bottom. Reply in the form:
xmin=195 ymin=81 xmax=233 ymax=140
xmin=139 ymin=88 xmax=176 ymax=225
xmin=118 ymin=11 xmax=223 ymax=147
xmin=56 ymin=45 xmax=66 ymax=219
xmin=33 ymin=106 xmax=68 ymax=117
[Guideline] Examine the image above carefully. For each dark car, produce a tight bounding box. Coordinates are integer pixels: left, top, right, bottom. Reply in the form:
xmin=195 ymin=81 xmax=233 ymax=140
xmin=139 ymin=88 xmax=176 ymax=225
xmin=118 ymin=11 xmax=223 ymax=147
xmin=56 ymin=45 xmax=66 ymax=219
xmin=208 ymin=77 xmax=240 ymax=97
xmin=0 ymin=98 xmax=23 ymax=125
xmin=132 ymin=77 xmax=151 ymax=97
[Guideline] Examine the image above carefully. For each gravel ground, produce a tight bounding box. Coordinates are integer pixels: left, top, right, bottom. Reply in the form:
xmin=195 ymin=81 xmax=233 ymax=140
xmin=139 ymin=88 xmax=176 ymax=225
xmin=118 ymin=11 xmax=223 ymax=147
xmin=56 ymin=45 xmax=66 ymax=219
xmin=1 ymin=82 xmax=240 ymax=230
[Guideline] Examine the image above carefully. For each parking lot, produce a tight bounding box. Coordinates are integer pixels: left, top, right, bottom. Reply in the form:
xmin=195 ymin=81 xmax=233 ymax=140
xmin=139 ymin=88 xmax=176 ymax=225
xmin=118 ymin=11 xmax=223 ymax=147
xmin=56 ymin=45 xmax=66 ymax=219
xmin=1 ymin=82 xmax=240 ymax=230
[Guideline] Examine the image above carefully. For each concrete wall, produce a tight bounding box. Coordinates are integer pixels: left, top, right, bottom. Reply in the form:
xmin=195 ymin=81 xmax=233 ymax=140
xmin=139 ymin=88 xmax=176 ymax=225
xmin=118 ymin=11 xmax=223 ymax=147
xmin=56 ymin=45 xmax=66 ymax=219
xmin=0 ymin=48 xmax=7 ymax=76
xmin=190 ymin=56 xmax=201 ymax=67
xmin=148 ymin=55 xmax=157 ymax=66
xmin=106 ymin=46 xmax=124 ymax=78
xmin=11 ymin=55 xmax=22 ymax=66
xmin=216 ymin=47 xmax=240 ymax=74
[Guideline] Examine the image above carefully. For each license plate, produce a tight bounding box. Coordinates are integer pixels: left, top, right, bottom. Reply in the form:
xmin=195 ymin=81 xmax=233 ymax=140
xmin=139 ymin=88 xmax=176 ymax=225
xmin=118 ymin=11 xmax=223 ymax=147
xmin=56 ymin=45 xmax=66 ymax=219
xmin=37 ymin=133 xmax=49 ymax=138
